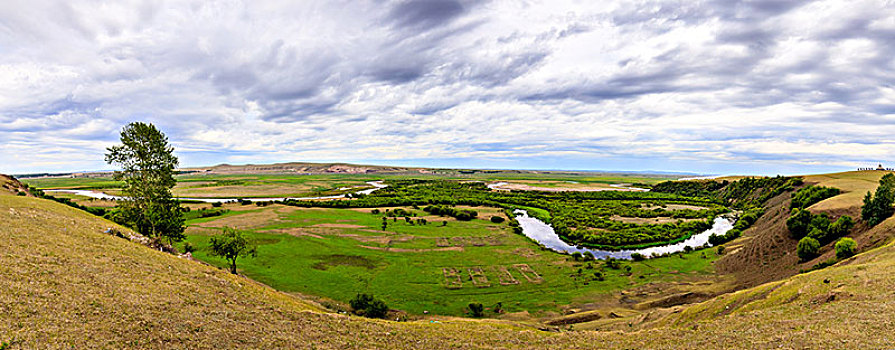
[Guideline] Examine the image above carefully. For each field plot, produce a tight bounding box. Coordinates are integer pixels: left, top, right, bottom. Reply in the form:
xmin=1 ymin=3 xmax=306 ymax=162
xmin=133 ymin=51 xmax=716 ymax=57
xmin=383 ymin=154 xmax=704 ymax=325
xmin=467 ymin=267 xmax=491 ymax=288
xmin=494 ymin=266 xmax=520 ymax=285
xmin=443 ymin=268 xmax=463 ymax=289
xmin=183 ymin=202 xmax=724 ymax=318
xmin=514 ymin=264 xmax=544 ymax=283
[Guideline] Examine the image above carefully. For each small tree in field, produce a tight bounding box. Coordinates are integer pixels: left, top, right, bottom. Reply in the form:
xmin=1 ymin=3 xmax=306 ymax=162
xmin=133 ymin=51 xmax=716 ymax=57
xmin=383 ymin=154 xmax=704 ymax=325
xmin=208 ymin=227 xmax=257 ymax=274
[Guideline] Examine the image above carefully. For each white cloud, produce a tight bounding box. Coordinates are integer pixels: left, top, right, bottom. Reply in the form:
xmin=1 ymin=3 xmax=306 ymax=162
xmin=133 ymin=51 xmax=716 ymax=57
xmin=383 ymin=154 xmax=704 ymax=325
xmin=1 ymin=0 xmax=894 ymax=174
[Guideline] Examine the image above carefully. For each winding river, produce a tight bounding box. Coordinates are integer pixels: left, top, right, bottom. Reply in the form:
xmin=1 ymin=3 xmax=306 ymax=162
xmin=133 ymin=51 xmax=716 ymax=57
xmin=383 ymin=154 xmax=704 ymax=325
xmin=513 ymin=209 xmax=734 ymax=260
xmin=44 ymin=180 xmax=388 ymax=203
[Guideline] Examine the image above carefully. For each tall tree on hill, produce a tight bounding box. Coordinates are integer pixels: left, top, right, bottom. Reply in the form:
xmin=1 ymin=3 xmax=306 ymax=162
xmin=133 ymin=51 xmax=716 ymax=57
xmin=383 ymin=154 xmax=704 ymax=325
xmin=105 ymin=122 xmax=185 ymax=245
xmin=861 ymin=173 xmax=895 ymax=227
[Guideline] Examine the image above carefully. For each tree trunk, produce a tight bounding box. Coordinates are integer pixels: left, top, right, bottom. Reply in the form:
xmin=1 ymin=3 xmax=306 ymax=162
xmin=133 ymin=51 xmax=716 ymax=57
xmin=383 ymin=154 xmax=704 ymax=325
xmin=230 ymin=260 xmax=237 ymax=274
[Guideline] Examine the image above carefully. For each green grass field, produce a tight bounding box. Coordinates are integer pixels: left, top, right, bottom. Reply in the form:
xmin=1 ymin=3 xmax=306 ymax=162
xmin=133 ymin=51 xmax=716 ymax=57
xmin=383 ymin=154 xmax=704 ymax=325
xmin=183 ymin=203 xmax=721 ymax=318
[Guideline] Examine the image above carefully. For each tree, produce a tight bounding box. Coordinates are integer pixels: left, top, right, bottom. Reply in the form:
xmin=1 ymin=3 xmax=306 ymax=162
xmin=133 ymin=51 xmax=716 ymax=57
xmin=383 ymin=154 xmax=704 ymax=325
xmin=467 ymin=302 xmax=484 ymax=317
xmin=797 ymin=236 xmax=820 ymax=262
xmin=786 ymin=208 xmax=813 ymax=239
xmin=862 ymin=174 xmax=895 ymax=226
xmin=835 ymin=238 xmax=857 ymax=259
xmin=105 ymin=122 xmax=184 ymax=245
xmin=208 ymin=227 xmax=257 ymax=274
xmin=350 ymin=293 xmax=389 ymax=318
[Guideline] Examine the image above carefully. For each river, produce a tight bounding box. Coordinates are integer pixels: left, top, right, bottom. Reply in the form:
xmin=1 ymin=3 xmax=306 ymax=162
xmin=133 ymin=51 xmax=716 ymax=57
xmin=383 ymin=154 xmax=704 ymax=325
xmin=44 ymin=180 xmax=388 ymax=203
xmin=513 ymin=209 xmax=733 ymax=260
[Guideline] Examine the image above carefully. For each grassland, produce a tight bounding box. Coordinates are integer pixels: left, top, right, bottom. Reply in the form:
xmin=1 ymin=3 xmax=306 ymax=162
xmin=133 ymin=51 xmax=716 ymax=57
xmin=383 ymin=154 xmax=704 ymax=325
xmin=182 ymin=202 xmax=725 ymax=318
xmin=5 ymin=179 xmax=895 ymax=348
xmin=22 ymin=171 xmax=678 ymax=198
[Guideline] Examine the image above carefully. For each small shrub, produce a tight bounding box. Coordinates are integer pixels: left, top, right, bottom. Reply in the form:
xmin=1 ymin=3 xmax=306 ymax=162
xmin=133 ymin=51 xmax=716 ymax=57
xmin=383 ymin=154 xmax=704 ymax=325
xmin=183 ymin=242 xmax=196 ymax=254
xmin=490 ymin=216 xmax=505 ymax=223
xmin=570 ymin=252 xmax=582 ymax=261
xmin=468 ymin=302 xmax=484 ymax=317
xmin=835 ymin=237 xmax=857 ymax=259
xmin=16 ymin=191 xmax=25 ymax=196
xmin=604 ymin=257 xmax=621 ymax=270
xmin=716 ymin=245 xmax=725 ymax=255
xmin=797 ymin=236 xmax=820 ymax=262
xmin=371 ymin=209 xmax=380 ymax=214
xmin=350 ymin=293 xmax=389 ymax=319
xmin=630 ymin=253 xmax=645 ymax=261
xmin=211 ymin=202 xmax=222 ymax=208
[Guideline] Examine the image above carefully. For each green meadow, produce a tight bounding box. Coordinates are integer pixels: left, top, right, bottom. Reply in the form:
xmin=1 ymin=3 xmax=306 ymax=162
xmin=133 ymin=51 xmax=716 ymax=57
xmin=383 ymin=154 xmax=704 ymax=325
xmin=183 ymin=203 xmax=721 ymax=318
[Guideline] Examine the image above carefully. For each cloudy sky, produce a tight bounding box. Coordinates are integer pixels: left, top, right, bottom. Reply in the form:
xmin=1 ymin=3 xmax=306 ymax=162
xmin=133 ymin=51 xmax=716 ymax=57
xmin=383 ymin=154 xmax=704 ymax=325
xmin=1 ymin=0 xmax=894 ymax=175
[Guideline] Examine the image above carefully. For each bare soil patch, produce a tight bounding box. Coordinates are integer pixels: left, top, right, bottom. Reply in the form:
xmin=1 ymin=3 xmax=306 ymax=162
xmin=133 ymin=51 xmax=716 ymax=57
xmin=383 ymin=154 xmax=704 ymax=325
xmin=609 ymin=216 xmax=702 ymax=225
xmin=358 ymin=245 xmax=463 ymax=253
xmin=310 ymin=223 xmax=366 ymax=229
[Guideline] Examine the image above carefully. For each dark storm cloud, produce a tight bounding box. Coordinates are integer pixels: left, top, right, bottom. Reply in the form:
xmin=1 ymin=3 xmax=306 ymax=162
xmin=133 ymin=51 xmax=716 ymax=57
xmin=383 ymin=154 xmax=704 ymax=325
xmin=386 ymin=0 xmax=467 ymax=29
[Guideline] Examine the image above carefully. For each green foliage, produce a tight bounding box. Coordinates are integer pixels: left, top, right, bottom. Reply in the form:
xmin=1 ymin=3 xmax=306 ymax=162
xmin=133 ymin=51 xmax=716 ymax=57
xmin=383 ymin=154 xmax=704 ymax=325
xmin=797 ymin=236 xmax=820 ymax=262
xmin=467 ymin=302 xmax=484 ymax=317
xmin=283 ymin=179 xmax=726 ymax=248
xmin=490 ymin=216 xmax=505 ymax=223
xmin=653 ymin=176 xmax=801 ymax=209
xmin=835 ymin=238 xmax=857 ymax=259
xmin=182 ymin=242 xmax=196 ymax=254
xmin=212 ymin=202 xmax=223 ymax=208
xmin=716 ymin=245 xmax=725 ymax=255
xmin=630 ymin=252 xmax=645 ymax=261
xmin=786 ymin=209 xmax=813 ymax=239
xmin=183 ymin=208 xmax=229 ymax=220
xmin=423 ymin=205 xmax=477 ymax=221
xmin=829 ymin=216 xmax=854 ymax=238
xmin=208 ymin=227 xmax=257 ymax=274
xmin=350 ymin=293 xmax=389 ymax=318
xmin=861 ymin=174 xmax=895 ymax=227
xmin=791 ymin=185 xmax=840 ymax=210
xmin=105 ymin=122 xmax=184 ymax=244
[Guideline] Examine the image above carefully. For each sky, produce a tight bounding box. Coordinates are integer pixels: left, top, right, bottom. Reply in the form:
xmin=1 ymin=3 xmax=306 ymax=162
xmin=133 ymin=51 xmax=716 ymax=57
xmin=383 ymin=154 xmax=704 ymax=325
xmin=1 ymin=0 xmax=894 ymax=175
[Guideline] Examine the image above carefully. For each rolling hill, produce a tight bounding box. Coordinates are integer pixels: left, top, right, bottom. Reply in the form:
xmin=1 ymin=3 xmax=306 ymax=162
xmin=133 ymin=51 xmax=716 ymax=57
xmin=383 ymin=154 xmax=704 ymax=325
xmin=2 ymin=172 xmax=895 ymax=348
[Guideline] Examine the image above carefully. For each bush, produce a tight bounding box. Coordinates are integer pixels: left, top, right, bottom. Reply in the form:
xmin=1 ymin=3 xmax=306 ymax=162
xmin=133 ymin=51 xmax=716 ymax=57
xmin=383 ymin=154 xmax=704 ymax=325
xmin=791 ymin=185 xmax=840 ymax=210
xmin=182 ymin=242 xmax=196 ymax=254
xmin=490 ymin=216 xmax=505 ymax=223
xmin=630 ymin=252 xmax=645 ymax=261
xmin=350 ymin=293 xmax=389 ymax=319
xmin=835 ymin=237 xmax=857 ymax=259
xmin=371 ymin=209 xmax=380 ymax=214
xmin=797 ymin=236 xmax=820 ymax=262
xmin=604 ymin=257 xmax=621 ymax=269
xmin=787 ymin=209 xmax=813 ymax=238
xmin=212 ymin=202 xmax=222 ymax=208
xmin=468 ymin=302 xmax=484 ymax=317
xmin=716 ymin=245 xmax=725 ymax=255
xmin=829 ymin=216 xmax=854 ymax=238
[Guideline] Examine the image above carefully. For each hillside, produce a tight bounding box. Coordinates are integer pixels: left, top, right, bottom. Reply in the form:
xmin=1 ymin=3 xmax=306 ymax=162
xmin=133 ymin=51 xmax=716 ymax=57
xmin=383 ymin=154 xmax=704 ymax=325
xmin=716 ymin=170 xmax=895 ymax=288
xmin=2 ymin=173 xmax=895 ymax=348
